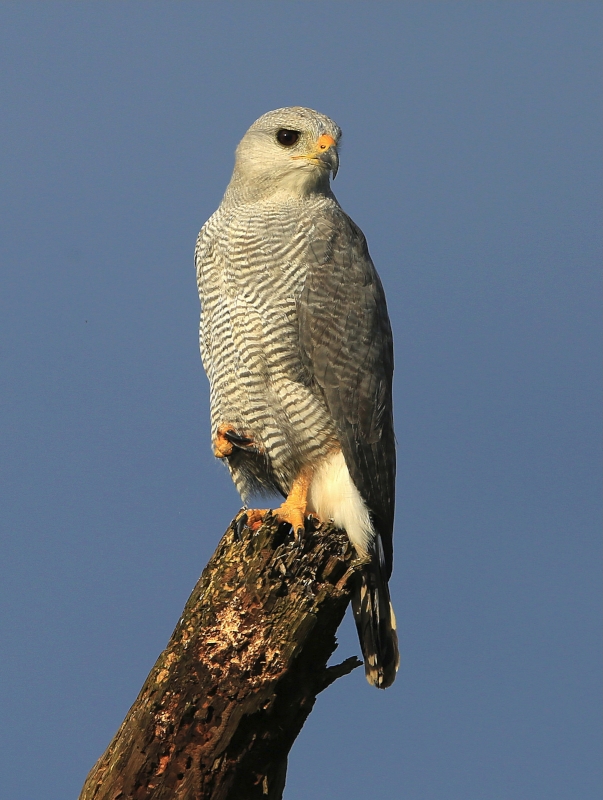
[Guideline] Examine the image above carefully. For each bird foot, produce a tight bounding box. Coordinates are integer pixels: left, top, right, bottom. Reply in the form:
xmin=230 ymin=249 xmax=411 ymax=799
xmin=234 ymin=507 xmax=321 ymax=538
xmin=272 ymin=501 xmax=306 ymax=539
xmin=273 ymin=503 xmax=322 ymax=540
xmin=214 ymin=424 xmax=260 ymax=459
xmin=244 ymin=508 xmax=270 ymax=531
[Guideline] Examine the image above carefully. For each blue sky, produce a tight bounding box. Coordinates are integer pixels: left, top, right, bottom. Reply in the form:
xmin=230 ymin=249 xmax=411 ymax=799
xmin=0 ymin=3 xmax=601 ymax=798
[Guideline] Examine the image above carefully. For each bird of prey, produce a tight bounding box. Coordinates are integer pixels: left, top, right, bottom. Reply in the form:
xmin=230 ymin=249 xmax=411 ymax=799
xmin=195 ymin=107 xmax=399 ymax=688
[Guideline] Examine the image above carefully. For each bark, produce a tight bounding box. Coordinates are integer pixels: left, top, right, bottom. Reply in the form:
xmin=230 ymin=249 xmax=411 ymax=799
xmin=79 ymin=512 xmax=362 ymax=800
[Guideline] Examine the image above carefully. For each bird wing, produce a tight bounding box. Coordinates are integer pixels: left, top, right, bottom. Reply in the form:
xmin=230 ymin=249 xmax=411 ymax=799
xmin=297 ymin=207 xmax=396 ymax=576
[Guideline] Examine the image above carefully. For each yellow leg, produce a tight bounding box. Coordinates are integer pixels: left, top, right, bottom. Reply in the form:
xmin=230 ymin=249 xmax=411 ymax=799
xmin=237 ymin=466 xmax=316 ymax=535
xmin=272 ymin=466 xmax=314 ymax=534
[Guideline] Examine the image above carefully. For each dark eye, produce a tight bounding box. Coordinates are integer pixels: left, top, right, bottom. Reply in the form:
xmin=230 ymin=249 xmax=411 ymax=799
xmin=276 ymin=129 xmax=300 ymax=147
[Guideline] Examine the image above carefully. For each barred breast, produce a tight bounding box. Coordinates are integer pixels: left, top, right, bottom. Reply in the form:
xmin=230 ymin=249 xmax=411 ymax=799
xmin=196 ymin=194 xmax=340 ymax=501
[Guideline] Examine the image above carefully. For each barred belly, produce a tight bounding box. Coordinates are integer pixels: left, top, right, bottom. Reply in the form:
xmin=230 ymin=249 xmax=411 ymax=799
xmin=199 ymin=202 xmax=339 ymax=500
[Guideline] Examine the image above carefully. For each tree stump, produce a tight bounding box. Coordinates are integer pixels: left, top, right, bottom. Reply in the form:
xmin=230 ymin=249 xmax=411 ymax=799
xmin=79 ymin=512 xmax=362 ymax=800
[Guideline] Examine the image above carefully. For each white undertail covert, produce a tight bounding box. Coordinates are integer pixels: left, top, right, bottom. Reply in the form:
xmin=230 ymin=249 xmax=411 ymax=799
xmin=307 ymin=450 xmax=374 ymax=556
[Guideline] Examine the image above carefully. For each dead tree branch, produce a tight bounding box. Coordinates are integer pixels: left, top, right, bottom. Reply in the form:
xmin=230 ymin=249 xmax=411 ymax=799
xmin=79 ymin=513 xmax=362 ymax=800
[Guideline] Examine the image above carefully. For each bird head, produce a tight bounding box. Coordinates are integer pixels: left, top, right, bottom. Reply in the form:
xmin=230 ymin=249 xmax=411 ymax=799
xmin=229 ymin=107 xmax=341 ymax=200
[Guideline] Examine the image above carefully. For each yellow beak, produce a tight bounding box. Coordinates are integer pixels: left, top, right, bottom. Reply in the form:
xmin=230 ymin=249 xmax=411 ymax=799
xmin=291 ymin=134 xmax=339 ymax=179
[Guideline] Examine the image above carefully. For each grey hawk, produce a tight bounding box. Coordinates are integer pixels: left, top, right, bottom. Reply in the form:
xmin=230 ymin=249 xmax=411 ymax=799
xmin=195 ymin=107 xmax=399 ymax=688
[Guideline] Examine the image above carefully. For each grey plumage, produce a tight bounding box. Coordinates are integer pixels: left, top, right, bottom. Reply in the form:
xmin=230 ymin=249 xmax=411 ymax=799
xmin=196 ymin=107 xmax=399 ymax=687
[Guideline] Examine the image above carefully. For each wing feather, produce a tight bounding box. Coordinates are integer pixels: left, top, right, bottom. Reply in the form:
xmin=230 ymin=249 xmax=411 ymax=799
xmin=298 ymin=208 xmax=396 ymax=576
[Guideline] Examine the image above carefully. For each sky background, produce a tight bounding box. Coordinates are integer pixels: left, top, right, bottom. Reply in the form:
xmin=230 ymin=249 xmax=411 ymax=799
xmin=0 ymin=3 xmax=601 ymax=799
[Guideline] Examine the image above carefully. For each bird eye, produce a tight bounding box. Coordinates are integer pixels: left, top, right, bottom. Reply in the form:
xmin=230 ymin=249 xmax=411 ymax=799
xmin=276 ymin=129 xmax=300 ymax=147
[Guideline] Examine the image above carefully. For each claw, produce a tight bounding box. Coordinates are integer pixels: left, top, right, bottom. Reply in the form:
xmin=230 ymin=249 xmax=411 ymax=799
xmin=214 ymin=424 xmax=260 ymax=459
xmin=223 ymin=430 xmax=258 ymax=451
xmin=306 ymin=513 xmax=321 ymax=531
xmin=233 ymin=513 xmax=248 ymax=540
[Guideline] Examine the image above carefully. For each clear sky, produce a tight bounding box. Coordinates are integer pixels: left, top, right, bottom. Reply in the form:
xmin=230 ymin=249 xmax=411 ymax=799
xmin=0 ymin=3 xmax=600 ymax=799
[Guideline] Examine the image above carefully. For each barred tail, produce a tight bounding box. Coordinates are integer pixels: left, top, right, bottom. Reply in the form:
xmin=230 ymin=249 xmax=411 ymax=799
xmin=351 ymin=555 xmax=399 ymax=689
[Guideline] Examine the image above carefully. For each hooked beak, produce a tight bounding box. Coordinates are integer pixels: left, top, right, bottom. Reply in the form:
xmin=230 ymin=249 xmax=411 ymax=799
xmin=315 ymin=133 xmax=339 ymax=179
xmin=291 ymin=133 xmax=339 ymax=179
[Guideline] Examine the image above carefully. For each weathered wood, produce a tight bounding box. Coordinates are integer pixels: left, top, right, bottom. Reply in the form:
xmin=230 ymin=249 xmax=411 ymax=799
xmin=79 ymin=513 xmax=362 ymax=800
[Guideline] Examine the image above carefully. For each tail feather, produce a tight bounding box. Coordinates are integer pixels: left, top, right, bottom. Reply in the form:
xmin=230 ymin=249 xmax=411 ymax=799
xmin=351 ymin=557 xmax=399 ymax=689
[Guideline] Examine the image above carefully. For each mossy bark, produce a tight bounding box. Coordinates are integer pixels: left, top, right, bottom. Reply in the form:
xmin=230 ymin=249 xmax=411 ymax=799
xmin=79 ymin=513 xmax=361 ymax=800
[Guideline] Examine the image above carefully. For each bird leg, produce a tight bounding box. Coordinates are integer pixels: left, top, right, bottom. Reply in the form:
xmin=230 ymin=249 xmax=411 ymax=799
xmin=272 ymin=465 xmax=314 ymax=537
xmin=214 ymin=423 xmax=260 ymax=459
xmin=236 ymin=466 xmax=316 ymax=536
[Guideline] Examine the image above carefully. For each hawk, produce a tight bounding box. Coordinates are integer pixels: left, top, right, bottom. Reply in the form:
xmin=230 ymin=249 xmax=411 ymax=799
xmin=195 ymin=107 xmax=399 ymax=688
